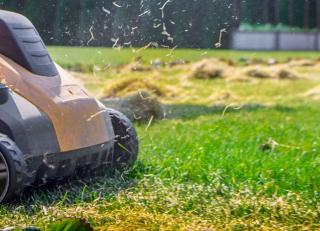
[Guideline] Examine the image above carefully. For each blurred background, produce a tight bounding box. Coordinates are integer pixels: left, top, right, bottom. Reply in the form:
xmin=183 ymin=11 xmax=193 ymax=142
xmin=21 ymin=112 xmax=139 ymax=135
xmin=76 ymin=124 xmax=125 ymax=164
xmin=1 ymin=0 xmax=319 ymax=49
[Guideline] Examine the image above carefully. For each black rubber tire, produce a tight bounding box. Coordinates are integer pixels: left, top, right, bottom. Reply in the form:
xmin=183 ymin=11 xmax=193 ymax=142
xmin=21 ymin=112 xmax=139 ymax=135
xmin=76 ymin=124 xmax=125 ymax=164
xmin=0 ymin=134 xmax=32 ymax=203
xmin=106 ymin=108 xmax=139 ymax=170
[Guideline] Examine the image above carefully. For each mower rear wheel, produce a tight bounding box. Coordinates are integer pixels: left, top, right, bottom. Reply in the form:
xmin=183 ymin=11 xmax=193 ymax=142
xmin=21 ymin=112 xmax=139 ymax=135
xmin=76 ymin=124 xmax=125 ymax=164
xmin=107 ymin=108 xmax=139 ymax=170
xmin=0 ymin=152 xmax=9 ymax=202
xmin=0 ymin=134 xmax=31 ymax=203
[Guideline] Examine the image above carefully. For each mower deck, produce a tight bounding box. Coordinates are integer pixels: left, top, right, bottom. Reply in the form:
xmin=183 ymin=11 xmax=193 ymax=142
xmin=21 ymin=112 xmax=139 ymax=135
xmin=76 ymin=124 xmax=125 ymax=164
xmin=32 ymin=141 xmax=114 ymax=183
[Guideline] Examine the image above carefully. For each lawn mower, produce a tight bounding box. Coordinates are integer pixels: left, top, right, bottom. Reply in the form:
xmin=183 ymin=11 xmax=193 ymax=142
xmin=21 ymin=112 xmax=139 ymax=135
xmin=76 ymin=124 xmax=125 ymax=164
xmin=0 ymin=10 xmax=138 ymax=202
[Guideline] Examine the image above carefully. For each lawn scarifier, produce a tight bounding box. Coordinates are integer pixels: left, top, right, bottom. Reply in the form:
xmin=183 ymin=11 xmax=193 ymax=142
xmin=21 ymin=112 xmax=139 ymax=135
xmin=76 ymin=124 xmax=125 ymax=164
xmin=0 ymin=10 xmax=139 ymax=203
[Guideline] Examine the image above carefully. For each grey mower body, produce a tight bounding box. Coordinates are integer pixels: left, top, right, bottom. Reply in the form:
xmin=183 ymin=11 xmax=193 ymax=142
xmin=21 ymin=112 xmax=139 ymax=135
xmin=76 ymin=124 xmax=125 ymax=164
xmin=0 ymin=10 xmax=138 ymax=202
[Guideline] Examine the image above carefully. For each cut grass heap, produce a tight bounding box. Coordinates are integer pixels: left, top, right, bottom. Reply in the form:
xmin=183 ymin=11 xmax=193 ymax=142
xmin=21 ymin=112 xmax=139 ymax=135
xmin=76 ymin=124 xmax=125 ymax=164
xmin=101 ymin=91 xmax=164 ymax=122
xmin=188 ymin=59 xmax=226 ymax=80
xmin=102 ymin=76 xmax=167 ymax=98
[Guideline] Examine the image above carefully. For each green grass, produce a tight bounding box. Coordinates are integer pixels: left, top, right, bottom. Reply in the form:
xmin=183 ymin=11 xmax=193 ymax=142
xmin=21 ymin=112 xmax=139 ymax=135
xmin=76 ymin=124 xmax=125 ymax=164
xmin=140 ymin=104 xmax=320 ymax=194
xmin=49 ymin=46 xmax=320 ymax=67
xmin=1 ymin=104 xmax=320 ymax=230
xmin=1 ymin=48 xmax=320 ymax=230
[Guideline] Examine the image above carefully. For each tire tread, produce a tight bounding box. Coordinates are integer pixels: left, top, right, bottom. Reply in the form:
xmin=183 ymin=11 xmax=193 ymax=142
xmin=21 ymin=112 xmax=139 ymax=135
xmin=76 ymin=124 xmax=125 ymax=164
xmin=0 ymin=134 xmax=32 ymax=202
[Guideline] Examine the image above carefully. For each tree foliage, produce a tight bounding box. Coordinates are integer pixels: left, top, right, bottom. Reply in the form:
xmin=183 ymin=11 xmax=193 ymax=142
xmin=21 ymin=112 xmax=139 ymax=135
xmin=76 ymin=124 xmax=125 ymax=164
xmin=0 ymin=0 xmax=316 ymax=48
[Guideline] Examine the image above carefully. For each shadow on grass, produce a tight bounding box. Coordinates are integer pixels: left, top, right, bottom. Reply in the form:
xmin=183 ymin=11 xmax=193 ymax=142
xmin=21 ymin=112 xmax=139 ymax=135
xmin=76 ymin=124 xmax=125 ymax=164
xmin=164 ymin=103 xmax=295 ymax=120
xmin=2 ymin=161 xmax=154 ymax=213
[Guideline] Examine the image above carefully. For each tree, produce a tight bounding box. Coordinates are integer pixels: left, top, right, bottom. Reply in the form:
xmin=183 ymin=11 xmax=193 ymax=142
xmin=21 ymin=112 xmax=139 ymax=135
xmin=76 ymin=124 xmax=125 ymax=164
xmin=304 ymin=0 xmax=310 ymax=29
xmin=23 ymin=0 xmax=57 ymax=43
xmin=0 ymin=0 xmax=316 ymax=48
xmin=288 ymin=0 xmax=294 ymax=26
xmin=53 ymin=0 xmax=81 ymax=45
xmin=317 ymin=0 xmax=320 ymax=29
xmin=111 ymin=0 xmax=141 ymax=47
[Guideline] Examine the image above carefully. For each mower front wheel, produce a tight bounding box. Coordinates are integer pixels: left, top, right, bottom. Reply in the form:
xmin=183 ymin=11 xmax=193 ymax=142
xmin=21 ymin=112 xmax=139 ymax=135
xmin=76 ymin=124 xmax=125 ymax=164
xmin=106 ymin=109 xmax=139 ymax=170
xmin=0 ymin=134 xmax=31 ymax=203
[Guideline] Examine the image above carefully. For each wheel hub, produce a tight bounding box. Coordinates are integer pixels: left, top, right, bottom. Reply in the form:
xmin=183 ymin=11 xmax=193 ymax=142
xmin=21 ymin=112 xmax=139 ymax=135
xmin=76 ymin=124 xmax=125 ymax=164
xmin=0 ymin=153 xmax=9 ymax=202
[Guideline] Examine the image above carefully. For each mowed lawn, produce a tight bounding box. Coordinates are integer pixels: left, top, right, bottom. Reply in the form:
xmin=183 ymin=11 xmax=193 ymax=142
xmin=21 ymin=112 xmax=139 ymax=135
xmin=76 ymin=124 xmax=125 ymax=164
xmin=1 ymin=47 xmax=320 ymax=230
xmin=48 ymin=46 xmax=320 ymax=67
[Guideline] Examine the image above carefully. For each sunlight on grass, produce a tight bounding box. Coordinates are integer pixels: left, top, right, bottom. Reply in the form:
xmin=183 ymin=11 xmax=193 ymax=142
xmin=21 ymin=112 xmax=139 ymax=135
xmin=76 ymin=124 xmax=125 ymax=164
xmin=49 ymin=46 xmax=320 ymax=67
xmin=1 ymin=48 xmax=320 ymax=230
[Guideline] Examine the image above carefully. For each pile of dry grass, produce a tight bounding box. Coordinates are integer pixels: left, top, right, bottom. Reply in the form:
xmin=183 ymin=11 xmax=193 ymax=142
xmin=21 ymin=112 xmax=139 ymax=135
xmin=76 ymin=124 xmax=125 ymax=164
xmin=278 ymin=69 xmax=299 ymax=80
xmin=244 ymin=66 xmax=300 ymax=80
xmin=188 ymin=59 xmax=227 ymax=80
xmin=102 ymin=76 xmax=167 ymax=98
xmin=101 ymin=91 xmax=165 ymax=122
xmin=238 ymin=57 xmax=266 ymax=66
xmin=218 ymin=58 xmax=236 ymax=66
xmin=169 ymin=59 xmax=187 ymax=67
xmin=246 ymin=68 xmax=272 ymax=79
xmin=287 ymin=59 xmax=316 ymax=67
xmin=121 ymin=62 xmax=153 ymax=73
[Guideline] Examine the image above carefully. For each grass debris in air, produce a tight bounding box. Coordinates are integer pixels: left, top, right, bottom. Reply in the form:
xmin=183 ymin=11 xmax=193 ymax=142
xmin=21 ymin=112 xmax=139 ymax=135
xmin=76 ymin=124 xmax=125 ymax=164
xmin=1 ymin=48 xmax=320 ymax=230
